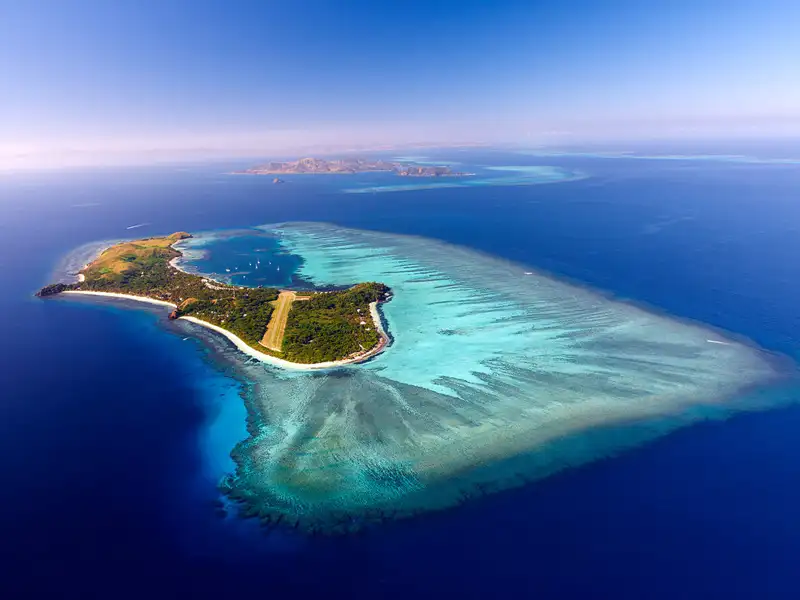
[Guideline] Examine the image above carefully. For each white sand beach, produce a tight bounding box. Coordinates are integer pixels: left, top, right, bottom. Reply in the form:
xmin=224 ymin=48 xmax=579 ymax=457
xmin=63 ymin=290 xmax=177 ymax=308
xmin=181 ymin=317 xmax=355 ymax=370
xmin=182 ymin=299 xmax=388 ymax=370
xmin=62 ymin=290 xmax=389 ymax=371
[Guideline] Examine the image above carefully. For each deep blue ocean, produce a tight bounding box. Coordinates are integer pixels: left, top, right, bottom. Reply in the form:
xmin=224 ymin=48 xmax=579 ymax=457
xmin=1 ymin=147 xmax=799 ymax=598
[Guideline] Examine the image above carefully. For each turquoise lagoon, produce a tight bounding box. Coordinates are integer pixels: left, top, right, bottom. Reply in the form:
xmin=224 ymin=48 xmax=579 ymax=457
xmin=173 ymin=222 xmax=792 ymax=532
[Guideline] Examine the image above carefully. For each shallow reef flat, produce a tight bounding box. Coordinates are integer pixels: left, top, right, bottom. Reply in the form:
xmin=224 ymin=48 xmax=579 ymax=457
xmin=188 ymin=223 xmax=793 ymax=533
xmin=343 ymin=165 xmax=584 ymax=194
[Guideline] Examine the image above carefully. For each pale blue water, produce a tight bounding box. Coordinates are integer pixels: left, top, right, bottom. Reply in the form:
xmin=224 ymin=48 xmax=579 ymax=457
xmin=192 ymin=354 xmax=248 ymax=481
xmin=519 ymin=149 xmax=800 ymax=164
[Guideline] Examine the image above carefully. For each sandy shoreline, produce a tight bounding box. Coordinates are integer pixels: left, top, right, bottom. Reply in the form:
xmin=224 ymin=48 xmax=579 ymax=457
xmin=61 ymin=290 xmax=389 ymax=371
xmin=180 ymin=316 xmax=383 ymax=371
xmin=365 ymin=300 xmax=391 ymax=357
xmin=63 ymin=290 xmax=177 ymax=308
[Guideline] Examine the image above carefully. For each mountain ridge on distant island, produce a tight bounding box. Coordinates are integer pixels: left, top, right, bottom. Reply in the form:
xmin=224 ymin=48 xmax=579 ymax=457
xmin=236 ymin=157 xmax=473 ymax=177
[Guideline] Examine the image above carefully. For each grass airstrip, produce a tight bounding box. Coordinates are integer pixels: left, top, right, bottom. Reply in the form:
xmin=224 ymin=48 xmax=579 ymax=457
xmin=261 ymin=291 xmax=309 ymax=351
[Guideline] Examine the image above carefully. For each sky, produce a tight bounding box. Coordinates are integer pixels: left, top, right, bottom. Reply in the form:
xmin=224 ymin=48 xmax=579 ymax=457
xmin=1 ymin=0 xmax=799 ymax=168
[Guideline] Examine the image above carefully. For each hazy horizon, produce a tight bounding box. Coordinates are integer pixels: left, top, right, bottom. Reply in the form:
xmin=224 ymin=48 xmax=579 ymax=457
xmin=3 ymin=0 xmax=799 ymax=169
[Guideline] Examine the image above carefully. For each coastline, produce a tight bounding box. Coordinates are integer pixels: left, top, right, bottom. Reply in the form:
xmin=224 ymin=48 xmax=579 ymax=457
xmin=367 ymin=300 xmax=391 ymax=356
xmin=168 ymin=255 xmax=233 ymax=288
xmin=181 ymin=316 xmax=386 ymax=371
xmin=62 ymin=290 xmax=178 ymax=309
xmin=61 ymin=290 xmax=390 ymax=371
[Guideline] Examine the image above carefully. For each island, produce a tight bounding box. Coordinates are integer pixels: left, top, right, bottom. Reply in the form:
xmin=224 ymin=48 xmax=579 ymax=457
xmin=236 ymin=157 xmax=473 ymax=177
xmin=37 ymin=232 xmax=392 ymax=368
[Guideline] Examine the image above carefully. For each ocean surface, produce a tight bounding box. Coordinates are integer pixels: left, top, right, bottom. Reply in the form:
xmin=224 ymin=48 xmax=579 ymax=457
xmin=1 ymin=146 xmax=800 ymax=598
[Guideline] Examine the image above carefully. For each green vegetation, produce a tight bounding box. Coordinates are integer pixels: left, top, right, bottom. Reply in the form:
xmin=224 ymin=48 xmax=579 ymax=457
xmin=47 ymin=232 xmax=279 ymax=347
xmin=177 ymin=290 xmax=278 ymax=347
xmin=38 ymin=232 xmax=391 ymax=364
xmin=282 ymin=283 xmax=390 ymax=363
xmin=37 ymin=283 xmax=69 ymax=297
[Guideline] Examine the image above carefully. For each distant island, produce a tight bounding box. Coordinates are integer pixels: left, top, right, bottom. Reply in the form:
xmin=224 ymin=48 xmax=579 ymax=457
xmin=236 ymin=157 xmax=473 ymax=177
xmin=38 ymin=233 xmax=391 ymax=368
